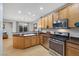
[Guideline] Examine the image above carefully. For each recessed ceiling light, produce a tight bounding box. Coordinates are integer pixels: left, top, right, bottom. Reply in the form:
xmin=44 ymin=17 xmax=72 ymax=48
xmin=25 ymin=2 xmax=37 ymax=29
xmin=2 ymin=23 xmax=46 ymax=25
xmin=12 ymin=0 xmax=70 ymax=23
xmin=40 ymin=7 xmax=44 ymax=10
xmin=18 ymin=10 xmax=22 ymax=14
xmin=33 ymin=14 xmax=35 ymax=17
xmin=28 ymin=12 xmax=31 ymax=15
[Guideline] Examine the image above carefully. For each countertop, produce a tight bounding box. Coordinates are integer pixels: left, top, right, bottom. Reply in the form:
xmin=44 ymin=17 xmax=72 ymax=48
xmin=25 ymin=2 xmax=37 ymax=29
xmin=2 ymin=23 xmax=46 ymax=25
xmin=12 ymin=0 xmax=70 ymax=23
xmin=13 ymin=32 xmax=38 ymax=37
xmin=13 ymin=32 xmax=79 ymax=45
xmin=66 ymin=37 xmax=79 ymax=45
xmin=40 ymin=32 xmax=79 ymax=45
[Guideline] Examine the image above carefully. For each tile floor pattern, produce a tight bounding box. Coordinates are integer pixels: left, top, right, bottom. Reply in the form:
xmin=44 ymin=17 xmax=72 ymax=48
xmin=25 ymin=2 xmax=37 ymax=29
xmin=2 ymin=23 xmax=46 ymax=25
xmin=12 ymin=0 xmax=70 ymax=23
xmin=3 ymin=38 xmax=52 ymax=56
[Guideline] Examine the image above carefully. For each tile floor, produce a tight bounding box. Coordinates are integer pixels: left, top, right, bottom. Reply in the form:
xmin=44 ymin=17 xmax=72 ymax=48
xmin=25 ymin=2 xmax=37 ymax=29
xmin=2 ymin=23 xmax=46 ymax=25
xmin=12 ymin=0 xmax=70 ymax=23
xmin=3 ymin=38 xmax=52 ymax=56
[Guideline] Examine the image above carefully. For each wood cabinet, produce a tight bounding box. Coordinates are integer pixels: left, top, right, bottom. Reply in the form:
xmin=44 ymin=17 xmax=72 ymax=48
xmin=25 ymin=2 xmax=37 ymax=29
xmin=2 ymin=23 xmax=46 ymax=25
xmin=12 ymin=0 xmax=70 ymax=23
xmin=31 ymin=36 xmax=37 ymax=46
xmin=42 ymin=36 xmax=49 ymax=49
xmin=58 ymin=7 xmax=68 ymax=19
xmin=13 ymin=36 xmax=25 ymax=49
xmin=68 ymin=17 xmax=79 ymax=27
xmin=68 ymin=4 xmax=79 ymax=19
xmin=68 ymin=4 xmax=79 ymax=27
xmin=13 ymin=35 xmax=40 ymax=49
xmin=53 ymin=12 xmax=59 ymax=20
xmin=24 ymin=37 xmax=31 ymax=48
xmin=44 ymin=16 xmax=48 ymax=29
xmin=37 ymin=4 xmax=79 ymax=28
xmin=66 ymin=42 xmax=79 ymax=56
xmin=36 ymin=35 xmax=40 ymax=45
xmin=39 ymin=35 xmax=44 ymax=45
xmin=41 ymin=17 xmax=45 ymax=29
xmin=47 ymin=14 xmax=53 ymax=28
xmin=37 ymin=18 xmax=42 ymax=28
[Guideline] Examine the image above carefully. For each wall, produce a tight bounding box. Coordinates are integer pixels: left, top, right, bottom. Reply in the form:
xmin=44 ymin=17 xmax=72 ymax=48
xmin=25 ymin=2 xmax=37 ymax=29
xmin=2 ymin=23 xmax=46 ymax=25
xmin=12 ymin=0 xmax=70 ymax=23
xmin=3 ymin=22 xmax=13 ymax=38
xmin=28 ymin=22 xmax=34 ymax=32
xmin=0 ymin=3 xmax=3 ymax=56
xmin=3 ymin=20 xmax=34 ymax=34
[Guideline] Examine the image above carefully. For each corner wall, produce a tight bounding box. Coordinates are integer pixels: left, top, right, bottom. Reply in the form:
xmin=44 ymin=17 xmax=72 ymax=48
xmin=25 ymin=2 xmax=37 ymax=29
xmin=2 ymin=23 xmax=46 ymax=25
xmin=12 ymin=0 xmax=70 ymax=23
xmin=0 ymin=3 xmax=3 ymax=56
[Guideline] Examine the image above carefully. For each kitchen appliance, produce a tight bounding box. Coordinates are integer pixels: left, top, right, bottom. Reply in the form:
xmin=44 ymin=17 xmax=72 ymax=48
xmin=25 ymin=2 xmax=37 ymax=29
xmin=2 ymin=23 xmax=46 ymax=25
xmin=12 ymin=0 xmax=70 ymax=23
xmin=49 ymin=32 xmax=70 ymax=56
xmin=53 ymin=19 xmax=68 ymax=29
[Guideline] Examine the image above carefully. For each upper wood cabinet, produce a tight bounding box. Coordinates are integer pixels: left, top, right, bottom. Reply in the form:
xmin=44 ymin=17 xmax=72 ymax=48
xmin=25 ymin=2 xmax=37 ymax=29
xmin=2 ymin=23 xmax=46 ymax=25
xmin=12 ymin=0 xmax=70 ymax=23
xmin=68 ymin=4 xmax=79 ymax=19
xmin=37 ymin=18 xmax=42 ymax=28
xmin=68 ymin=17 xmax=79 ymax=27
xmin=37 ymin=4 xmax=79 ymax=28
xmin=58 ymin=7 xmax=69 ymax=19
xmin=44 ymin=16 xmax=48 ymax=29
xmin=47 ymin=14 xmax=53 ymax=28
xmin=41 ymin=17 xmax=45 ymax=29
xmin=53 ymin=12 xmax=59 ymax=20
xmin=68 ymin=4 xmax=79 ymax=27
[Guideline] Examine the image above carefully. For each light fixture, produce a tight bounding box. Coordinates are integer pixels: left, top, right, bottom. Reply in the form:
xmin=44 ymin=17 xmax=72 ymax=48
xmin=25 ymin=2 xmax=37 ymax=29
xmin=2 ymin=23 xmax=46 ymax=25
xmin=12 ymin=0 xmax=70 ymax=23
xmin=28 ymin=12 xmax=31 ymax=15
xmin=40 ymin=7 xmax=44 ymax=10
xmin=33 ymin=14 xmax=35 ymax=17
xmin=18 ymin=10 xmax=22 ymax=14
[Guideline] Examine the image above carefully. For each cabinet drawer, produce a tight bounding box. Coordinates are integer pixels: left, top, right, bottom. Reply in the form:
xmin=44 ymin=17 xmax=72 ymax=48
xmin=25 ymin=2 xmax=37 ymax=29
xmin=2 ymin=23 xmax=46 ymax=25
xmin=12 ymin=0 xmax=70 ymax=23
xmin=66 ymin=42 xmax=79 ymax=49
xmin=66 ymin=42 xmax=79 ymax=56
xmin=66 ymin=46 xmax=79 ymax=56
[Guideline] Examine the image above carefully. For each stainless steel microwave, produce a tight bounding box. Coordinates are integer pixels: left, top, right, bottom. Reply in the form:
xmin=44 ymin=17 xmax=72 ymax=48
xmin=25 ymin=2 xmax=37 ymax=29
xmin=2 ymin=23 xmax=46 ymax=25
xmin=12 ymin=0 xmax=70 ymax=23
xmin=53 ymin=19 xmax=68 ymax=29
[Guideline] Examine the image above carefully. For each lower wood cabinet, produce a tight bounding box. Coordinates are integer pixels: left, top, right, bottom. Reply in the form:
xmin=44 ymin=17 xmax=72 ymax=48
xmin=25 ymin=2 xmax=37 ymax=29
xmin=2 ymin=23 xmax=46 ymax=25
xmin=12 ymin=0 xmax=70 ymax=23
xmin=36 ymin=36 xmax=40 ymax=45
xmin=66 ymin=42 xmax=79 ymax=56
xmin=42 ymin=36 xmax=49 ymax=49
xmin=13 ymin=36 xmax=25 ymax=49
xmin=31 ymin=36 xmax=37 ymax=46
xmin=39 ymin=35 xmax=44 ymax=45
xmin=13 ymin=35 xmax=40 ymax=49
xmin=13 ymin=34 xmax=49 ymax=49
xmin=24 ymin=37 xmax=31 ymax=48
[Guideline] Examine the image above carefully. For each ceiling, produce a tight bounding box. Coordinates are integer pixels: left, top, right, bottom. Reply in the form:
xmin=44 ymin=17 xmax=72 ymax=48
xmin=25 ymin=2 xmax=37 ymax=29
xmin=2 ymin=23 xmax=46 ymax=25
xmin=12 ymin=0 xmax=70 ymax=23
xmin=3 ymin=3 xmax=66 ymax=22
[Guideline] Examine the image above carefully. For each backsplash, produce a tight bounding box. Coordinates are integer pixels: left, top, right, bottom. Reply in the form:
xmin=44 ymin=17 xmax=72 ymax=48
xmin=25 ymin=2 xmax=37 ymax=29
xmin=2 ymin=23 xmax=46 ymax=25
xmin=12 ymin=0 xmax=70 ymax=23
xmin=42 ymin=29 xmax=79 ymax=38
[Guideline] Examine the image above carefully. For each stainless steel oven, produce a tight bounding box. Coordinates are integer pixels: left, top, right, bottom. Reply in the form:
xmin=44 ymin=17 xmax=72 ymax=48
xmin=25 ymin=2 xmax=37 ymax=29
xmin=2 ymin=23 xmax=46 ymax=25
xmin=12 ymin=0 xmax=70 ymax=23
xmin=49 ymin=32 xmax=69 ymax=56
xmin=49 ymin=38 xmax=65 ymax=56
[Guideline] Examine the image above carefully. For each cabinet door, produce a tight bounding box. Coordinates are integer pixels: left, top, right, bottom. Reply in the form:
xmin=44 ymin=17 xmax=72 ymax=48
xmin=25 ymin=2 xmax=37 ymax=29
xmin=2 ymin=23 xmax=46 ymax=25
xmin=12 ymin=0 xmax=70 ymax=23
xmin=47 ymin=14 xmax=53 ymax=28
xmin=13 ymin=36 xmax=25 ymax=49
xmin=44 ymin=16 xmax=48 ymax=29
xmin=25 ymin=37 xmax=31 ymax=48
xmin=53 ymin=12 xmax=59 ymax=20
xmin=68 ymin=4 xmax=79 ymax=27
xmin=42 ymin=36 xmax=49 ymax=49
xmin=68 ymin=4 xmax=79 ymax=19
xmin=36 ymin=36 xmax=40 ymax=45
xmin=41 ymin=17 xmax=45 ymax=29
xmin=66 ymin=42 xmax=79 ymax=56
xmin=68 ymin=17 xmax=79 ymax=27
xmin=66 ymin=46 xmax=79 ymax=56
xmin=59 ymin=7 xmax=68 ymax=19
xmin=31 ymin=36 xmax=37 ymax=46
xmin=40 ymin=35 xmax=44 ymax=45
xmin=37 ymin=18 xmax=42 ymax=28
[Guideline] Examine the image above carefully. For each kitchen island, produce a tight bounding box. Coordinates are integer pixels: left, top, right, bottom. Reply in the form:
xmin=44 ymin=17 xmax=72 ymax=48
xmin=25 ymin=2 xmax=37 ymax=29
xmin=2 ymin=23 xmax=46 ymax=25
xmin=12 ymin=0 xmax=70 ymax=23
xmin=13 ymin=33 xmax=40 ymax=49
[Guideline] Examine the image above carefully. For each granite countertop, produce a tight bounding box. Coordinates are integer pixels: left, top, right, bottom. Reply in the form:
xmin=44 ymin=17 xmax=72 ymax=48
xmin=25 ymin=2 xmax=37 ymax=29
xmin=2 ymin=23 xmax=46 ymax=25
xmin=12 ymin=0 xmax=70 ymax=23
xmin=66 ymin=37 xmax=79 ymax=45
xmin=13 ymin=32 xmax=37 ymax=37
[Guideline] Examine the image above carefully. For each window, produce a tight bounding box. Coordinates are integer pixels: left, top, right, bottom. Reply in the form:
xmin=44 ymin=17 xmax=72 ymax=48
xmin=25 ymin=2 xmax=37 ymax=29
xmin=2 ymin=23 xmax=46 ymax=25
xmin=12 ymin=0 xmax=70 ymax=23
xmin=19 ymin=25 xmax=27 ymax=32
